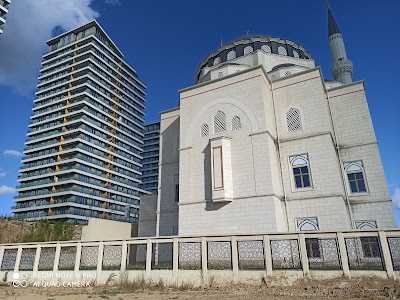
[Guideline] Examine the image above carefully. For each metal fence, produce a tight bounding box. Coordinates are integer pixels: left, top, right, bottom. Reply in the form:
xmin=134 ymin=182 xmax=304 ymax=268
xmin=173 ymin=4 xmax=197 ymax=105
xmin=0 ymin=230 xmax=399 ymax=281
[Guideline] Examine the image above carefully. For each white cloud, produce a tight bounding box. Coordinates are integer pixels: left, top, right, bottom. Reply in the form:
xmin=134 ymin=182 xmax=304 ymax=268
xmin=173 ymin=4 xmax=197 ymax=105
xmin=104 ymin=0 xmax=121 ymax=5
xmin=393 ymin=188 xmax=400 ymax=209
xmin=0 ymin=0 xmax=100 ymax=95
xmin=4 ymin=150 xmax=23 ymax=157
xmin=0 ymin=186 xmax=15 ymax=195
xmin=0 ymin=170 xmax=5 ymax=178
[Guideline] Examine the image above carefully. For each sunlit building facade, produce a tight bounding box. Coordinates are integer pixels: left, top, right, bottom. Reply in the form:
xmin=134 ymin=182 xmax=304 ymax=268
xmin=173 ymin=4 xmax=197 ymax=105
xmin=0 ymin=0 xmax=11 ymax=35
xmin=12 ymin=20 xmax=147 ymax=223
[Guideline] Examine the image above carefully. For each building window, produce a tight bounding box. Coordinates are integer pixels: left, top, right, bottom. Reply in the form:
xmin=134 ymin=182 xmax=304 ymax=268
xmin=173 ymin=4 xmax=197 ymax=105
xmin=174 ymin=174 xmax=179 ymax=203
xmin=293 ymin=50 xmax=300 ymax=58
xmin=261 ymin=45 xmax=271 ymax=53
xmin=355 ymin=220 xmax=377 ymax=229
xmin=218 ymin=72 xmax=223 ymax=78
xmin=201 ymin=124 xmax=209 ymax=137
xmin=232 ymin=116 xmax=241 ymax=131
xmin=360 ymin=237 xmax=381 ymax=258
xmin=244 ymin=46 xmax=253 ymax=55
xmin=289 ymin=154 xmax=312 ymax=189
xmin=214 ymin=111 xmax=226 ymax=134
xmin=278 ymin=46 xmax=288 ymax=56
xmin=227 ymin=50 xmax=236 ymax=60
xmin=344 ymin=161 xmax=367 ymax=193
xmin=213 ymin=57 xmax=221 ymax=65
xmin=296 ymin=217 xmax=319 ymax=231
xmin=286 ymin=107 xmax=302 ymax=132
xmin=296 ymin=218 xmax=320 ymax=258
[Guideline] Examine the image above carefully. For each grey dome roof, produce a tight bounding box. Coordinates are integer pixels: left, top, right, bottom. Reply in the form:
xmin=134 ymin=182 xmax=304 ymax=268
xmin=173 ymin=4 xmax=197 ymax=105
xmin=195 ymin=35 xmax=312 ymax=83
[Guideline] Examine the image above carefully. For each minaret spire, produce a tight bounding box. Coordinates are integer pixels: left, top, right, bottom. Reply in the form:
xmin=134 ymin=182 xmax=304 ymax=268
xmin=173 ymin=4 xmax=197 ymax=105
xmin=328 ymin=2 xmax=353 ymax=84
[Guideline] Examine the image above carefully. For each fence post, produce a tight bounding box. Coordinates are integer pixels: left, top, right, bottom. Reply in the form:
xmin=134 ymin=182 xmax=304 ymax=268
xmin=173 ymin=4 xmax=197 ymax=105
xmin=298 ymin=234 xmax=309 ymax=277
xmin=145 ymin=239 xmax=152 ymax=277
xmin=263 ymin=235 xmax=273 ymax=277
xmin=74 ymin=242 xmax=82 ymax=272
xmin=96 ymin=242 xmax=104 ymax=282
xmin=14 ymin=246 xmax=22 ymax=273
xmin=173 ymin=238 xmax=179 ymax=280
xmin=0 ymin=246 xmax=4 ymax=271
xmin=378 ymin=231 xmax=395 ymax=279
xmin=337 ymin=232 xmax=350 ymax=278
xmin=33 ymin=246 xmax=41 ymax=273
xmin=120 ymin=241 xmax=127 ymax=272
xmin=53 ymin=244 xmax=61 ymax=272
xmin=201 ymin=237 xmax=208 ymax=286
xmin=231 ymin=236 xmax=239 ymax=280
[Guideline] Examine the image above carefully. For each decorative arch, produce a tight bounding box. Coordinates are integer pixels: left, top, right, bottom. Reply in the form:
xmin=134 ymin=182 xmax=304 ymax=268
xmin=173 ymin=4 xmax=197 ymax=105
xmin=184 ymin=97 xmax=259 ymax=147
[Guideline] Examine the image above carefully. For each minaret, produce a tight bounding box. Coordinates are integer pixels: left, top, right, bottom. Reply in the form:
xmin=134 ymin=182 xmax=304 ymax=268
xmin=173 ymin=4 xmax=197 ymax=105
xmin=328 ymin=1 xmax=353 ymax=84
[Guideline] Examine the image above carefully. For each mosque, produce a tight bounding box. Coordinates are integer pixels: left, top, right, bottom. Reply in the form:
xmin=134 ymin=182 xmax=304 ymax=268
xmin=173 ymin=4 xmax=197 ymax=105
xmin=138 ymin=4 xmax=396 ymax=237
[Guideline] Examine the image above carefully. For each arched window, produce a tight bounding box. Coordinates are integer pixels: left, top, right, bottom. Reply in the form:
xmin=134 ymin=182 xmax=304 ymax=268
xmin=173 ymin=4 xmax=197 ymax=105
xmin=201 ymin=124 xmax=209 ymax=137
xmin=289 ymin=154 xmax=312 ymax=189
xmin=286 ymin=107 xmax=302 ymax=132
xmin=344 ymin=161 xmax=367 ymax=193
xmin=278 ymin=46 xmax=287 ymax=56
xmin=214 ymin=111 xmax=226 ymax=134
xmin=227 ymin=50 xmax=236 ymax=60
xmin=293 ymin=50 xmax=300 ymax=58
xmin=232 ymin=116 xmax=241 ymax=131
xmin=244 ymin=46 xmax=253 ymax=55
xmin=261 ymin=45 xmax=271 ymax=53
xmin=213 ymin=57 xmax=221 ymax=65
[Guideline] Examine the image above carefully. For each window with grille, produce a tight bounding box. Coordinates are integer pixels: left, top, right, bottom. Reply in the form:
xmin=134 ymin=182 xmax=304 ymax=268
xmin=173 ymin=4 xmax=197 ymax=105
xmin=213 ymin=57 xmax=221 ymax=65
xmin=286 ymin=107 xmax=302 ymax=132
xmin=244 ymin=46 xmax=253 ymax=55
xmin=227 ymin=50 xmax=236 ymax=60
xmin=201 ymin=124 xmax=209 ymax=137
xmin=214 ymin=111 xmax=226 ymax=134
xmin=261 ymin=45 xmax=271 ymax=53
xmin=293 ymin=50 xmax=300 ymax=58
xmin=278 ymin=46 xmax=287 ymax=56
xmin=360 ymin=237 xmax=381 ymax=258
xmin=232 ymin=116 xmax=241 ymax=131
xmin=289 ymin=154 xmax=312 ymax=189
xmin=343 ymin=161 xmax=367 ymax=193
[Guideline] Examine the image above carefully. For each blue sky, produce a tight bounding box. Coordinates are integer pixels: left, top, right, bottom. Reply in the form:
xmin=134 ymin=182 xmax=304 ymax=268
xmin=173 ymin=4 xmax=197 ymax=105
xmin=0 ymin=0 xmax=399 ymax=223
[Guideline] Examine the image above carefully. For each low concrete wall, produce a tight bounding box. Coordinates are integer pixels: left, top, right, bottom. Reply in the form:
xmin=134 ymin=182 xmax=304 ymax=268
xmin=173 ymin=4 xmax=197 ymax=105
xmin=0 ymin=229 xmax=398 ymax=287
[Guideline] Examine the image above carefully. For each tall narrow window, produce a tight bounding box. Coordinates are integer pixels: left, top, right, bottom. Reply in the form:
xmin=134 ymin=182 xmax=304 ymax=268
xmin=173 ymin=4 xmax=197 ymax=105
xmin=344 ymin=161 xmax=367 ymax=193
xmin=289 ymin=154 xmax=312 ymax=189
xmin=201 ymin=124 xmax=209 ymax=137
xmin=297 ymin=218 xmax=320 ymax=258
xmin=174 ymin=175 xmax=179 ymax=203
xmin=286 ymin=107 xmax=302 ymax=132
xmin=232 ymin=116 xmax=241 ymax=131
xmin=213 ymin=57 xmax=221 ymax=65
xmin=214 ymin=111 xmax=226 ymax=134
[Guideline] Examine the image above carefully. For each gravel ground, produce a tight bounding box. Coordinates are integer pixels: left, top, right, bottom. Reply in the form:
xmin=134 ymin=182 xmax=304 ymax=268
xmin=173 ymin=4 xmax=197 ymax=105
xmin=0 ymin=277 xmax=399 ymax=300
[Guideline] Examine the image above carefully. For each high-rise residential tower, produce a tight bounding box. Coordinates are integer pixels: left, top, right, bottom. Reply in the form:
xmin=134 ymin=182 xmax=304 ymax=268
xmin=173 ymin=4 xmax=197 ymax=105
xmin=0 ymin=0 xmax=11 ymax=35
xmin=12 ymin=20 xmax=147 ymax=224
xmin=140 ymin=122 xmax=160 ymax=193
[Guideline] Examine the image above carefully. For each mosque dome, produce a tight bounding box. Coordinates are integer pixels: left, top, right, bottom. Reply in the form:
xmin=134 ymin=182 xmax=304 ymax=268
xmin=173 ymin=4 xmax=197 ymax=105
xmin=195 ymin=35 xmax=313 ymax=83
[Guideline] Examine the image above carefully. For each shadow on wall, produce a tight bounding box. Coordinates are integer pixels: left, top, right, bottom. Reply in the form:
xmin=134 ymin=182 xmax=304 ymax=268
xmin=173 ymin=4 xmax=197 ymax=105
xmin=203 ymin=143 xmax=212 ymax=201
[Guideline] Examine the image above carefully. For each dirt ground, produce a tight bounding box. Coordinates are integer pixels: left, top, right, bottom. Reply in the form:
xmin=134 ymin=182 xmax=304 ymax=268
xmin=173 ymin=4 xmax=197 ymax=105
xmin=0 ymin=277 xmax=400 ymax=300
